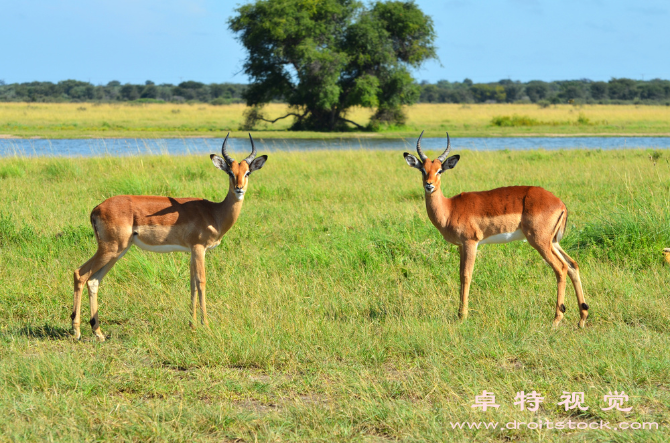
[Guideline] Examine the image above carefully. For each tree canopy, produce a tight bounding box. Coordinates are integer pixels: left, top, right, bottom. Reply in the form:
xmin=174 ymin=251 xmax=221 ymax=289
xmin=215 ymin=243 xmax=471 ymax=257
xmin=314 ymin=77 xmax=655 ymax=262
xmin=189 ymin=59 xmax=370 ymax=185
xmin=229 ymin=0 xmax=436 ymax=131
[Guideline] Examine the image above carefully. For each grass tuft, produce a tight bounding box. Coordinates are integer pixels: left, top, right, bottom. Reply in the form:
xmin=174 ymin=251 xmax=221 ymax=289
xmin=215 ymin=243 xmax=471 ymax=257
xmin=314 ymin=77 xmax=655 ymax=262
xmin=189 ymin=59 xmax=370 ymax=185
xmin=0 ymin=164 xmax=25 ymax=179
xmin=42 ymin=159 xmax=81 ymax=180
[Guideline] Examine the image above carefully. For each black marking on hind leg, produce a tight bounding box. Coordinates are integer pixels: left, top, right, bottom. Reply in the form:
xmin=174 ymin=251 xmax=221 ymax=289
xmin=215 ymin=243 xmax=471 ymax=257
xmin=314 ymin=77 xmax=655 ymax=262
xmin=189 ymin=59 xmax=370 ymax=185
xmin=71 ymin=312 xmax=76 ymax=320
xmin=89 ymin=318 xmax=96 ymax=327
xmin=560 ymin=304 xmax=566 ymax=313
xmin=553 ymin=210 xmax=565 ymax=242
xmin=581 ymin=303 xmax=589 ymax=311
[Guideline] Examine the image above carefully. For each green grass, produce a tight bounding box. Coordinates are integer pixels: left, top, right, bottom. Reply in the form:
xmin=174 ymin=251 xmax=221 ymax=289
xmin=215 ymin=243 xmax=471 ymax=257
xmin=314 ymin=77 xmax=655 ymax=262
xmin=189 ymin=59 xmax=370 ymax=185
xmin=0 ymin=150 xmax=669 ymax=441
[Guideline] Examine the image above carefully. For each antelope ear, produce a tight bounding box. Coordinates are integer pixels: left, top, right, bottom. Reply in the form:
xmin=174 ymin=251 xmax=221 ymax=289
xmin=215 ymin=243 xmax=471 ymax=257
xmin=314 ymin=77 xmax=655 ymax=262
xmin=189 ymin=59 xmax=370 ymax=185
xmin=442 ymin=155 xmax=460 ymax=170
xmin=404 ymin=152 xmax=422 ymax=169
xmin=249 ymin=155 xmax=267 ymax=173
xmin=210 ymin=154 xmax=230 ymax=172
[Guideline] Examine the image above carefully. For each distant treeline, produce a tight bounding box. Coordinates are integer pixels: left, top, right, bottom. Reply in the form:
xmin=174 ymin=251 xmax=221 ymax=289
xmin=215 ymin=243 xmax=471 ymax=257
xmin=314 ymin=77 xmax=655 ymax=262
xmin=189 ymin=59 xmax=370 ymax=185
xmin=418 ymin=78 xmax=670 ymax=105
xmin=0 ymin=80 xmax=247 ymax=104
xmin=1 ymin=78 xmax=669 ymax=105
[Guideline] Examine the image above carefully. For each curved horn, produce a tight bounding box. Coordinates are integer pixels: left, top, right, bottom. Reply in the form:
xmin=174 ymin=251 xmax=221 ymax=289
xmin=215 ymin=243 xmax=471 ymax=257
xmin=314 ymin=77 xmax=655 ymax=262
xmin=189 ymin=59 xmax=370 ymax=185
xmin=415 ymin=130 xmax=428 ymax=162
xmin=436 ymin=132 xmax=452 ymax=163
xmin=221 ymin=132 xmax=234 ymax=165
xmin=243 ymin=133 xmax=257 ymax=165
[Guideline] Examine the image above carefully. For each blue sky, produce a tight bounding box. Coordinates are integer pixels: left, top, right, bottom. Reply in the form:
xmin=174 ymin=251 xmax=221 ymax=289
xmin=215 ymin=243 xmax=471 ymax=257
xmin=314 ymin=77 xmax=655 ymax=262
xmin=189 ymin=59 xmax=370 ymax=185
xmin=2 ymin=0 xmax=668 ymax=85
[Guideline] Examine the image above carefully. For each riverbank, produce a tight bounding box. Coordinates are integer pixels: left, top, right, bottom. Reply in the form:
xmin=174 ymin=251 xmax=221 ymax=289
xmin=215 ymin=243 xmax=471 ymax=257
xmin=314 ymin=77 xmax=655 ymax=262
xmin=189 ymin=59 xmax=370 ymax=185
xmin=2 ymin=102 xmax=670 ymax=139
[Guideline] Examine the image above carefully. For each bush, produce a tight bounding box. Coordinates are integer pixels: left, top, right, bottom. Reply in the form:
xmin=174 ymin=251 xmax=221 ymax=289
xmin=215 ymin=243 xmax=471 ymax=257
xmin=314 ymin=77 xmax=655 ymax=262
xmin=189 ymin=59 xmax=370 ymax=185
xmin=576 ymin=113 xmax=590 ymax=125
xmin=491 ymin=115 xmax=540 ymax=127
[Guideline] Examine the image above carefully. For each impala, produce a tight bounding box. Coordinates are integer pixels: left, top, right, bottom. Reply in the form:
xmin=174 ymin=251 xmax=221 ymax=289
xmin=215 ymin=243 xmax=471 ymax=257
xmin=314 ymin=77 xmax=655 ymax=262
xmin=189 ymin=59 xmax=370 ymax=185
xmin=72 ymin=133 xmax=267 ymax=340
xmin=404 ymin=131 xmax=589 ymax=327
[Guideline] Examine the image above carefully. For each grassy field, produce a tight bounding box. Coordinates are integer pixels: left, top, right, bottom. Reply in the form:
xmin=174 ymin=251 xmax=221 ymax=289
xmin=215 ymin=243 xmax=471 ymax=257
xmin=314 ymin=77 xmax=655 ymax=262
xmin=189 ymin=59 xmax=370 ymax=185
xmin=0 ymin=149 xmax=669 ymax=441
xmin=2 ymin=102 xmax=670 ymax=139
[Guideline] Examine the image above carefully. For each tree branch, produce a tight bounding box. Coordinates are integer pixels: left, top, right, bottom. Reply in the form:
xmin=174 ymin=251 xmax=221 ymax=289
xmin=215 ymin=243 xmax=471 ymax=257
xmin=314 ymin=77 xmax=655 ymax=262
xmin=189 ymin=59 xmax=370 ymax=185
xmin=339 ymin=117 xmax=365 ymax=130
xmin=259 ymin=113 xmax=303 ymax=124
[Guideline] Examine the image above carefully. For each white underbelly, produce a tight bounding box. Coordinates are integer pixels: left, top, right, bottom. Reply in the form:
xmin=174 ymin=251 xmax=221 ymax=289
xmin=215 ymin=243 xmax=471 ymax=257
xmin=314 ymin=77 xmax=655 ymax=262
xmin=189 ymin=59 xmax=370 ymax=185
xmin=479 ymin=229 xmax=526 ymax=245
xmin=133 ymin=237 xmax=190 ymax=253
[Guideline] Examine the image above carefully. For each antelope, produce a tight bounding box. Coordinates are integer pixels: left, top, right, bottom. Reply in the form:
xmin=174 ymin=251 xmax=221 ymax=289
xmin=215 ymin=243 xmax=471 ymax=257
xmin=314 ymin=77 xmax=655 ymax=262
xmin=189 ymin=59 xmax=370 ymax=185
xmin=404 ymin=131 xmax=589 ymax=328
xmin=72 ymin=133 xmax=267 ymax=341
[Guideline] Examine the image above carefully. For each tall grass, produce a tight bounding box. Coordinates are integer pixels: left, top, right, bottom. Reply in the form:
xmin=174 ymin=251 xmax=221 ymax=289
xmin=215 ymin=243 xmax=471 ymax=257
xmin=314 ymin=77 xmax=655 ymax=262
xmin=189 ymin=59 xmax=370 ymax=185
xmin=0 ymin=149 xmax=669 ymax=441
xmin=566 ymin=208 xmax=670 ymax=268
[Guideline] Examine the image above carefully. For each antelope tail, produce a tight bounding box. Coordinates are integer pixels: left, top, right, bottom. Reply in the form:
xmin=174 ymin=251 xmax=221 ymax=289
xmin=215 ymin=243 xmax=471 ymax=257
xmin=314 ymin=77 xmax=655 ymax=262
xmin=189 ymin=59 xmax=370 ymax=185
xmin=552 ymin=210 xmax=567 ymax=243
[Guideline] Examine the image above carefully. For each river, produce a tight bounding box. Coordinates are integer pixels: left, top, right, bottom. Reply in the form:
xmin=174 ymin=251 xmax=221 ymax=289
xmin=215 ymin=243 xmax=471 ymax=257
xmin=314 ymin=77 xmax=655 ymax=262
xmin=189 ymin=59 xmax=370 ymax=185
xmin=1 ymin=136 xmax=670 ymax=157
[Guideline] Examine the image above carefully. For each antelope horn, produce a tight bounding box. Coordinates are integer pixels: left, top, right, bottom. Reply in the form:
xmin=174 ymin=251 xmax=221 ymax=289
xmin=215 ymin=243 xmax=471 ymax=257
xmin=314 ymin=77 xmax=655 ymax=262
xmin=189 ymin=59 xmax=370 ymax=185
xmin=415 ymin=130 xmax=428 ymax=162
xmin=436 ymin=132 xmax=452 ymax=163
xmin=243 ymin=133 xmax=257 ymax=164
xmin=221 ymin=132 xmax=234 ymax=165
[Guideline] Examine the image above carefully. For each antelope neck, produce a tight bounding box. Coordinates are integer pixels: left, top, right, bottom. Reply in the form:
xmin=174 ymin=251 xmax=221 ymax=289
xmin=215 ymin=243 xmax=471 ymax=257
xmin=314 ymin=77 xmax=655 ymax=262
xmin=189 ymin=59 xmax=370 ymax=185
xmin=425 ymin=185 xmax=451 ymax=228
xmin=215 ymin=186 xmax=245 ymax=234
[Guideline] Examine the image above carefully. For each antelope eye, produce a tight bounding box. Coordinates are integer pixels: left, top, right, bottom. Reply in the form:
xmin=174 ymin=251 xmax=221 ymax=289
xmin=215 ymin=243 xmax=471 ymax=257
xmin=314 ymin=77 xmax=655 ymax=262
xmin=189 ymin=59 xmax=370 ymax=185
xmin=244 ymin=172 xmax=250 ymax=177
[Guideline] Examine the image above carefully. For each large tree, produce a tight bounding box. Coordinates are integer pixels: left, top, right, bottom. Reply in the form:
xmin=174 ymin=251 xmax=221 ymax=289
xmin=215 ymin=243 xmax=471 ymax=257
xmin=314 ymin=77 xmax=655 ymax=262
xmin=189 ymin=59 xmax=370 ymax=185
xmin=229 ymin=0 xmax=436 ymax=131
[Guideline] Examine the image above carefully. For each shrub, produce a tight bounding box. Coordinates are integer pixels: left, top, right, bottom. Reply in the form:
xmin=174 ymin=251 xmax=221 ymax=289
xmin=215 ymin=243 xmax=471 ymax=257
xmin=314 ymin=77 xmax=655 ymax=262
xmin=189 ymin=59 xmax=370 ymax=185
xmin=491 ymin=115 xmax=540 ymax=127
xmin=576 ymin=113 xmax=590 ymax=125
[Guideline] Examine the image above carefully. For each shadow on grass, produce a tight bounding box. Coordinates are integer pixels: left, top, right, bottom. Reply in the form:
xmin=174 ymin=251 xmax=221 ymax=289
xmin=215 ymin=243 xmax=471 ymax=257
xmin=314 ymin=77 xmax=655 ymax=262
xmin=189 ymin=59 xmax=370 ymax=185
xmin=8 ymin=324 xmax=72 ymax=340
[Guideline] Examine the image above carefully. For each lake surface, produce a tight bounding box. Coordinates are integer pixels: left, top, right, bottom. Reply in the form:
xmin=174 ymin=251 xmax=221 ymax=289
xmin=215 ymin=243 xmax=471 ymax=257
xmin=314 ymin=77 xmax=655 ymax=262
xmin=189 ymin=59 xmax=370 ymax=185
xmin=1 ymin=136 xmax=670 ymax=157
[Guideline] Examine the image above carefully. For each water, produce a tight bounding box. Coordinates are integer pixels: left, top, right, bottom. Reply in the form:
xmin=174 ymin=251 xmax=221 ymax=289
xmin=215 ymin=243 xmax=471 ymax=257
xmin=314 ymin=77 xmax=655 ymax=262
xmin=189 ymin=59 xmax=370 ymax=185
xmin=1 ymin=136 xmax=669 ymax=157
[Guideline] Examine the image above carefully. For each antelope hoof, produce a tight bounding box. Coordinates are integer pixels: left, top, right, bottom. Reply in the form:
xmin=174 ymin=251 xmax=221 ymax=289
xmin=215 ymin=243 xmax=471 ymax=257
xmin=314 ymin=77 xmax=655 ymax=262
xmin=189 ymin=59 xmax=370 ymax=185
xmin=553 ymin=310 xmax=564 ymax=327
xmin=94 ymin=329 xmax=106 ymax=342
xmin=578 ymin=319 xmax=586 ymax=329
xmin=72 ymin=329 xmax=81 ymax=340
